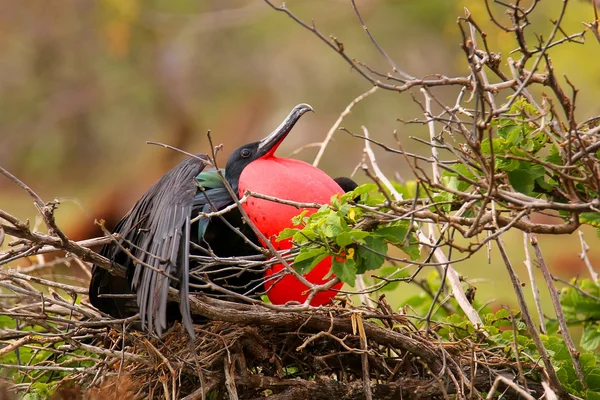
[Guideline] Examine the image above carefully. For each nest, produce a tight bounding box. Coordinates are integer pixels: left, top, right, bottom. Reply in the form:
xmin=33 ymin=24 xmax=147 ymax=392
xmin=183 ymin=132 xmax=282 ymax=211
xmin=0 ymin=264 xmax=546 ymax=400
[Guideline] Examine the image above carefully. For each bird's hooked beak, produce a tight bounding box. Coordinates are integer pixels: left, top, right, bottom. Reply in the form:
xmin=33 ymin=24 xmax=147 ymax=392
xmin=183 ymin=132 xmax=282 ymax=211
xmin=257 ymin=103 xmax=314 ymax=158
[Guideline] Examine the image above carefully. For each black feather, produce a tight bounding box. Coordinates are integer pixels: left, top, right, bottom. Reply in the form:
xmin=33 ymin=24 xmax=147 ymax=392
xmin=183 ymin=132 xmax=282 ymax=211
xmin=90 ymin=156 xmax=206 ymax=337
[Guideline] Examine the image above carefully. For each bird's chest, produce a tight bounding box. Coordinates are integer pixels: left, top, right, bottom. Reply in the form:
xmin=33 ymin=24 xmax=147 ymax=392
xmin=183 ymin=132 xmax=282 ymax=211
xmin=238 ymin=157 xmax=343 ymax=246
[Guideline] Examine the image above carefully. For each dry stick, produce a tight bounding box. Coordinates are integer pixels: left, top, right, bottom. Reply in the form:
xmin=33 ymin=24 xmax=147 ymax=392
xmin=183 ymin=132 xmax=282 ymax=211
xmin=578 ymin=230 xmax=599 ymax=284
xmin=582 ymin=0 xmax=600 ymax=45
xmin=361 ymin=126 xmax=399 ymax=200
xmin=420 ymin=88 xmax=446 ymax=282
xmin=421 ymin=88 xmax=440 ymax=184
xmin=223 ymin=357 xmax=239 ymax=400
xmin=506 ymin=306 xmax=529 ymax=392
xmin=485 ymin=375 xmax=535 ymax=400
xmin=0 ymin=269 xmax=88 ymax=295
xmin=416 ymin=230 xmax=485 ymax=332
xmin=355 ymin=312 xmax=373 ymax=400
xmin=3 ymin=236 xmax=113 ymax=259
xmin=350 ymin=0 xmax=414 ymax=81
xmin=261 ymin=0 xmax=470 ymax=94
xmin=495 ymin=237 xmax=564 ymax=395
xmin=522 ymin=232 xmax=546 ymax=333
xmin=0 ymin=221 xmax=125 ymax=279
xmin=0 ymin=168 xmax=70 ymax=250
xmin=465 ymin=14 xmax=497 ymax=110
xmin=143 ymin=338 xmax=178 ymax=400
xmin=312 ymin=86 xmax=378 ymax=167
xmin=0 ymin=364 xmax=96 ymax=374
xmin=352 ymin=126 xmax=388 ymax=309
xmin=180 ymin=292 xmax=444 ymax=367
xmin=192 ymin=190 xmax=325 ymax=224
xmin=497 ymin=0 xmax=570 ymax=114
xmin=355 ymin=274 xmax=375 ymax=308
xmin=422 ymin=87 xmax=456 ymax=330
xmin=528 ymin=232 xmax=586 ymax=389
xmin=552 ymin=275 xmax=600 ymax=302
xmin=541 ymin=381 xmax=559 ymax=400
xmin=244 ymin=191 xmax=323 ymax=210
xmin=0 ymin=166 xmax=44 ymax=208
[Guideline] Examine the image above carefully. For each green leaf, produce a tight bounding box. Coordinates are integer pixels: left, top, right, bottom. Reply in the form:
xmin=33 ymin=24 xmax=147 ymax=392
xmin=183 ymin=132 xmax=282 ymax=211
xmin=497 ymin=123 xmax=517 ymax=140
xmin=481 ymin=137 xmax=505 ymax=155
xmin=522 ymin=139 xmax=534 ymax=152
xmin=585 ymin=389 xmax=600 ymax=400
xmin=586 ymin=373 xmax=600 ymax=393
xmin=334 ymin=230 xmax=369 ymax=247
xmin=278 ymin=228 xmax=298 ymax=241
xmin=293 ymin=247 xmax=327 ymax=275
xmin=508 ymin=169 xmax=535 ymax=195
xmin=442 ymin=163 xmax=477 ymax=192
xmin=351 ymin=183 xmax=378 ymax=197
xmin=376 ymin=222 xmax=410 ymax=244
xmin=506 ymin=162 xmax=546 ymax=197
xmin=535 ymin=176 xmax=555 ymax=192
xmin=400 ymin=243 xmax=421 ymax=260
xmin=322 ymin=212 xmax=345 ymax=237
xmin=443 ymin=175 xmax=460 ymax=192
xmin=546 ymin=144 xmax=562 ymax=165
xmin=340 ymin=183 xmax=378 ymax=203
xmin=291 ymin=210 xmax=310 ymax=225
xmin=292 ymin=228 xmax=316 ymax=244
xmin=336 ymin=203 xmax=352 ymax=217
xmin=357 ymin=236 xmax=387 ymax=271
xmin=404 ymin=180 xmax=423 ymax=198
xmin=581 ymin=323 xmax=600 ymax=352
xmin=498 ymin=157 xmax=521 ymax=172
xmin=332 ymin=257 xmax=356 ymax=286
xmin=581 ymin=213 xmax=600 ymax=228
xmin=505 ymin=124 xmax=524 ymax=145
xmin=580 ymin=352 xmax=597 ymax=370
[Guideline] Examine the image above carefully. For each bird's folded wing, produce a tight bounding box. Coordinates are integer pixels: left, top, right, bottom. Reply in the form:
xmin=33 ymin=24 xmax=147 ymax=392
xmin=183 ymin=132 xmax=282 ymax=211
xmin=116 ymin=155 xmax=208 ymax=337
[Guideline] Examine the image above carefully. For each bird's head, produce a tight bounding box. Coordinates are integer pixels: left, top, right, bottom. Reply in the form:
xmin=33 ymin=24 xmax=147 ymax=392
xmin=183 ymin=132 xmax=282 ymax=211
xmin=225 ymin=103 xmax=314 ymax=193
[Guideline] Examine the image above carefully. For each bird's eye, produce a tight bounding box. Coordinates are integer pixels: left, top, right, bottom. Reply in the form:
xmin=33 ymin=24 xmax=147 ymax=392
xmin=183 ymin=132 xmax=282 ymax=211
xmin=240 ymin=148 xmax=252 ymax=158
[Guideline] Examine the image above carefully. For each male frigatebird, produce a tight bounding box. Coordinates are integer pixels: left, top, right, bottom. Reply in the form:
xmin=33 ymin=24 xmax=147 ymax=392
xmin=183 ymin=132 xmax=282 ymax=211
xmin=89 ymin=104 xmax=355 ymax=337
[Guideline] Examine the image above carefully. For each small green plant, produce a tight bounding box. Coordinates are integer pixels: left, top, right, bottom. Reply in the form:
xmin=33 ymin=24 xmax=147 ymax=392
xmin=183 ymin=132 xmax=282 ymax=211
xmin=410 ymin=276 xmax=600 ymax=399
xmin=278 ymin=183 xmax=420 ymax=286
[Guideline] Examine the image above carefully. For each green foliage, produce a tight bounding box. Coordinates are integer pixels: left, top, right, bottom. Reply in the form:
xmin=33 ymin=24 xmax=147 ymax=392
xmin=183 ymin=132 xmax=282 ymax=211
xmin=22 ymin=383 xmax=57 ymax=400
xmin=0 ymin=318 xmax=99 ymax=398
xmin=581 ymin=213 xmax=600 ymax=228
xmin=386 ymin=273 xmax=600 ymax=398
xmin=560 ymin=279 xmax=600 ymax=352
xmin=277 ymin=183 xmax=421 ymax=286
xmin=480 ymin=97 xmax=557 ymax=198
xmin=473 ymin=280 xmax=600 ymax=398
xmin=439 ymin=98 xmax=563 ymax=204
xmin=438 ymin=96 xmax=600 ymax=234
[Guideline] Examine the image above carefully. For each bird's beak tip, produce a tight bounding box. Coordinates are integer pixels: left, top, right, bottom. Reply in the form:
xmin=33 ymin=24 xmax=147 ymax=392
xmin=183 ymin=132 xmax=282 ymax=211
xmin=256 ymin=104 xmax=314 ymax=155
xmin=296 ymin=103 xmax=314 ymax=114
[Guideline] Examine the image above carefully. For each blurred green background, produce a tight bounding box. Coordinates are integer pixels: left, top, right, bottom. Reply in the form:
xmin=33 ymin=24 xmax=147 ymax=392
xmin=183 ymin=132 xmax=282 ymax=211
xmin=1 ymin=0 xmax=599 ymax=314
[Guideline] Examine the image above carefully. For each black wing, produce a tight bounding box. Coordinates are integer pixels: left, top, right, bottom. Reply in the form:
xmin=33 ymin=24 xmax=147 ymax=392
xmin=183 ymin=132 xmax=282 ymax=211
xmin=90 ymin=155 xmax=208 ymax=338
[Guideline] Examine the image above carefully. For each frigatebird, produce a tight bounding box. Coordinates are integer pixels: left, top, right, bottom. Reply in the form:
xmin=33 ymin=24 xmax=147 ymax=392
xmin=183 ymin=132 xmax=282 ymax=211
xmin=89 ymin=104 xmax=355 ymax=337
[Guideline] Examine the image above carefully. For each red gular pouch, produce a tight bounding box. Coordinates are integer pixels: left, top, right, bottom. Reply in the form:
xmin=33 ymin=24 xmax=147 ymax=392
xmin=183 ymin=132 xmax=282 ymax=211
xmin=239 ymin=156 xmax=345 ymax=305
